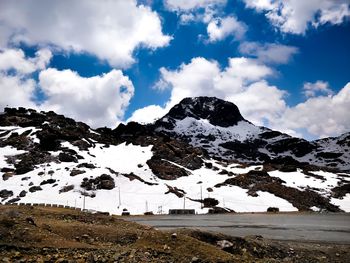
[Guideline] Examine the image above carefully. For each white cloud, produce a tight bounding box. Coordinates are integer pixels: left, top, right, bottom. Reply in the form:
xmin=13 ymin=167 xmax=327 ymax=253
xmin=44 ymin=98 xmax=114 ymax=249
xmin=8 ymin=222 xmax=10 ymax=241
xmin=165 ymin=0 xmax=245 ymax=42
xmin=274 ymin=82 xmax=350 ymax=138
xmin=0 ymin=73 xmax=36 ymax=110
xmin=127 ymin=105 xmax=168 ymax=124
xmin=227 ymin=81 xmax=287 ymax=126
xmin=0 ymin=47 xmax=135 ymax=128
xmin=39 ymin=69 xmax=134 ymax=128
xmin=302 ymin=81 xmax=333 ymax=98
xmin=0 ymin=0 xmax=171 ymax=68
xmin=165 ymin=0 xmax=227 ymax=12
xmin=243 ymin=0 xmax=350 ymax=34
xmin=0 ymin=48 xmax=52 ymax=74
xmin=207 ymin=16 xmax=247 ymax=41
xmin=0 ymin=48 xmax=52 ymax=111
xmin=239 ymin=42 xmax=298 ymax=64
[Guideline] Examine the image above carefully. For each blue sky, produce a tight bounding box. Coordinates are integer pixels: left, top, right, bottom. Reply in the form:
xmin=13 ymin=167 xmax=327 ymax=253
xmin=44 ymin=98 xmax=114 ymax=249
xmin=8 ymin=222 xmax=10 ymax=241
xmin=0 ymin=0 xmax=349 ymax=139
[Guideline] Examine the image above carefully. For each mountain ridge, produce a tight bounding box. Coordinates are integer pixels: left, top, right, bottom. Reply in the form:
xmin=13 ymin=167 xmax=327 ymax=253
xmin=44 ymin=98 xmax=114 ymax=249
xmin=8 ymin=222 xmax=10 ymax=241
xmin=0 ymin=97 xmax=349 ymax=214
xmin=153 ymin=96 xmax=350 ymax=172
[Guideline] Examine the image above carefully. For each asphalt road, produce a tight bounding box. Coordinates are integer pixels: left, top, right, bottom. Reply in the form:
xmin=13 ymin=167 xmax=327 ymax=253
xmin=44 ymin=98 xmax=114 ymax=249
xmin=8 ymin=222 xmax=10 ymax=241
xmin=127 ymin=213 xmax=350 ymax=243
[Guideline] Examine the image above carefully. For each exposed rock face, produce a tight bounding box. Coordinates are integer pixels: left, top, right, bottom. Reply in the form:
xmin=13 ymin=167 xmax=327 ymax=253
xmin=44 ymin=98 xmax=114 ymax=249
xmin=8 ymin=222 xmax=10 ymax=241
xmin=113 ymin=122 xmax=204 ymax=180
xmin=81 ymin=174 xmax=115 ymax=190
xmin=157 ymin=97 xmax=245 ymax=128
xmin=215 ymin=170 xmax=341 ymax=212
xmin=0 ymin=189 xmax=13 ymax=199
xmin=153 ymin=97 xmax=350 ymax=172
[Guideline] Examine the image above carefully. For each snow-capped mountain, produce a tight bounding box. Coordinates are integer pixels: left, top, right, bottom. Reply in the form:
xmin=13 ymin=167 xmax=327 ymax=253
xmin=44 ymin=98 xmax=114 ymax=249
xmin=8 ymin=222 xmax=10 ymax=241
xmin=0 ymin=99 xmax=349 ymax=214
xmin=154 ymin=97 xmax=350 ymax=172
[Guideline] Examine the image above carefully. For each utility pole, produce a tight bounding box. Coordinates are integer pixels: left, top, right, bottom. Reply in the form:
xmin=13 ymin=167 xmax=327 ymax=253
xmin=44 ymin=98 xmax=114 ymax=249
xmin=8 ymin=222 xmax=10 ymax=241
xmin=200 ymin=185 xmax=203 ymax=209
xmin=83 ymin=194 xmax=86 ymax=211
xmin=118 ymin=187 xmax=121 ymax=207
xmin=145 ymin=201 xmax=148 ymax=212
xmin=183 ymin=195 xmax=186 ymax=209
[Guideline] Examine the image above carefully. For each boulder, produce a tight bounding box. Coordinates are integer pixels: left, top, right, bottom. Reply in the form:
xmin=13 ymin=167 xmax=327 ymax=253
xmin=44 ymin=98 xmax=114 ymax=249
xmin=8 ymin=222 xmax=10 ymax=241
xmin=0 ymin=189 xmax=13 ymax=199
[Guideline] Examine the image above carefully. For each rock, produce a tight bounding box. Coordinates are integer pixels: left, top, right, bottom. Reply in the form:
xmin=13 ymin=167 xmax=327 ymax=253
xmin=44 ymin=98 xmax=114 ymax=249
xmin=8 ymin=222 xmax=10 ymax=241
xmin=29 ymin=186 xmax=42 ymax=193
xmin=70 ymin=169 xmax=86 ymax=176
xmin=2 ymin=172 xmax=14 ymax=181
xmin=204 ymin=162 xmax=213 ymax=169
xmin=59 ymin=185 xmax=74 ymax=193
xmin=58 ymin=152 xmax=77 ymax=163
xmin=171 ymin=233 xmax=177 ymax=239
xmin=80 ymin=174 xmax=115 ymax=190
xmin=0 ymin=189 xmax=13 ymax=199
xmin=163 ymin=244 xmax=170 ymax=250
xmin=147 ymin=158 xmax=190 ymax=180
xmin=267 ymin=207 xmax=279 ymax=213
xmin=191 ymin=256 xmax=200 ymax=263
xmin=40 ymin=179 xmax=56 ymax=185
xmin=7 ymin=197 xmax=20 ymax=203
xmin=158 ymin=97 xmax=244 ymax=127
xmin=19 ymin=190 xmax=27 ymax=197
xmin=77 ymin=163 xmax=96 ymax=169
xmin=0 ymin=167 xmax=14 ymax=173
xmin=203 ymin=197 xmax=219 ymax=208
xmin=26 ymin=217 xmax=37 ymax=226
xmin=217 ymin=240 xmax=234 ymax=249
xmin=165 ymin=185 xmax=186 ymax=198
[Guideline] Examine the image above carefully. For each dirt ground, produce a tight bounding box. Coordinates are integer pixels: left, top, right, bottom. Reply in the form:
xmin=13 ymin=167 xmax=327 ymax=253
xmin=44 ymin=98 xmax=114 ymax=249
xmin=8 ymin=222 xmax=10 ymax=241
xmin=0 ymin=205 xmax=349 ymax=262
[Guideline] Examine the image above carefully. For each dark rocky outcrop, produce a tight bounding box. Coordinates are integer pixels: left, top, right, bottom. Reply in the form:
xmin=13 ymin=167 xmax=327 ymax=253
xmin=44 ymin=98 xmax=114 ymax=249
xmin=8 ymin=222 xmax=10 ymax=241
xmin=81 ymin=174 xmax=115 ymax=190
xmin=215 ymin=170 xmax=341 ymax=212
xmin=0 ymin=190 xmax=13 ymax=199
xmin=59 ymin=185 xmax=74 ymax=193
xmin=29 ymin=186 xmax=42 ymax=193
xmin=70 ymin=169 xmax=86 ymax=177
xmin=156 ymin=97 xmax=245 ymax=128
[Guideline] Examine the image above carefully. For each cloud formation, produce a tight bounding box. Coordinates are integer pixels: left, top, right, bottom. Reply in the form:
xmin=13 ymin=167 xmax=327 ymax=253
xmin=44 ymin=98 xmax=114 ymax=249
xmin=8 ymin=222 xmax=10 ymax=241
xmin=0 ymin=48 xmax=52 ymax=110
xmin=39 ymin=69 xmax=134 ymax=127
xmin=239 ymin=42 xmax=298 ymax=64
xmin=165 ymin=0 xmax=246 ymax=41
xmin=0 ymin=48 xmax=52 ymax=75
xmin=302 ymin=81 xmax=333 ymax=98
xmin=273 ymin=82 xmax=350 ymax=138
xmin=165 ymin=0 xmax=227 ymax=12
xmin=207 ymin=16 xmax=247 ymax=42
xmin=0 ymin=0 xmax=171 ymax=68
xmin=243 ymin=0 xmax=350 ymax=34
xmin=0 ymin=48 xmax=134 ymax=128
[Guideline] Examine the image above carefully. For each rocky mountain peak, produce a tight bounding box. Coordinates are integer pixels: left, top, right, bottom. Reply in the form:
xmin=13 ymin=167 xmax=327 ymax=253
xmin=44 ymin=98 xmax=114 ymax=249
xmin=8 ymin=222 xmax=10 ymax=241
xmin=163 ymin=97 xmax=245 ymax=127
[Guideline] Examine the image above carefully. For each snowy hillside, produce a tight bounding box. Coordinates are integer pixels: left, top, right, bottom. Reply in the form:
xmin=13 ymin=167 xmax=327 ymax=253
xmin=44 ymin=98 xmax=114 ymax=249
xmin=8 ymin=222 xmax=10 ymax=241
xmin=154 ymin=97 xmax=350 ymax=172
xmin=0 ymin=103 xmax=349 ymax=214
xmin=1 ymin=135 xmax=349 ymax=214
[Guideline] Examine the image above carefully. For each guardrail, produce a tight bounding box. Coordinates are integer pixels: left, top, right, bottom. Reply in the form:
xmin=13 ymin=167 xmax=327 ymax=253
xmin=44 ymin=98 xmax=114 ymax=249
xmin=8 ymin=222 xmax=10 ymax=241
xmin=1 ymin=202 xmax=110 ymax=215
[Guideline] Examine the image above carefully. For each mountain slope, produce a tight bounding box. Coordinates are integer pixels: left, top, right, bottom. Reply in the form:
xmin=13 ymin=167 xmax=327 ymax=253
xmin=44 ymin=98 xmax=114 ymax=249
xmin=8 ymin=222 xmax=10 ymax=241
xmin=0 ymin=102 xmax=349 ymax=214
xmin=153 ymin=97 xmax=350 ymax=172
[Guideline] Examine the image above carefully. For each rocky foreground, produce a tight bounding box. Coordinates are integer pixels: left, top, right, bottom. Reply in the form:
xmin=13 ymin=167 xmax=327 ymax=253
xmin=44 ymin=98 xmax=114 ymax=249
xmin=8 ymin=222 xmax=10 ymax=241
xmin=0 ymin=205 xmax=349 ymax=263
